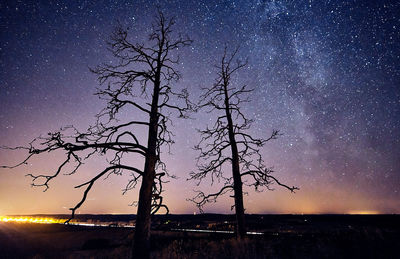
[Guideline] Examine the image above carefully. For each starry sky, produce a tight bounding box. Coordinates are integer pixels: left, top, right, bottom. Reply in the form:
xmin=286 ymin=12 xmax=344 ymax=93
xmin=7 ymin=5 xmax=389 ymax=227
xmin=0 ymin=0 xmax=399 ymax=215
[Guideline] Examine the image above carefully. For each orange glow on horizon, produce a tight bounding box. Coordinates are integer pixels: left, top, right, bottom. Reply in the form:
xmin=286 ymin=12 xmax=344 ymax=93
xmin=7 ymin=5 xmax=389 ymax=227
xmin=347 ymin=210 xmax=380 ymax=215
xmin=0 ymin=216 xmax=66 ymax=224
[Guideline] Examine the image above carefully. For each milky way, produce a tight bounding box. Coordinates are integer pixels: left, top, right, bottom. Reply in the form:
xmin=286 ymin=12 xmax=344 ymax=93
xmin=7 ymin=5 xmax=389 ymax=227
xmin=0 ymin=0 xmax=399 ymax=214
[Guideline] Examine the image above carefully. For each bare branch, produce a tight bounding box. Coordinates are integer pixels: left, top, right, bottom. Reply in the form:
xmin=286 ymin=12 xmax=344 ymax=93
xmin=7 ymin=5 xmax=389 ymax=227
xmin=188 ymin=185 xmax=234 ymax=213
xmin=1 ymin=12 xmax=193 ymax=241
xmin=189 ymin=46 xmax=298 ymax=239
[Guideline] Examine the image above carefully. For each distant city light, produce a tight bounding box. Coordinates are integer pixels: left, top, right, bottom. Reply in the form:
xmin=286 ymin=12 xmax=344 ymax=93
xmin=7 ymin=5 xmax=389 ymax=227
xmin=347 ymin=211 xmax=380 ymax=215
xmin=0 ymin=216 xmax=65 ymax=224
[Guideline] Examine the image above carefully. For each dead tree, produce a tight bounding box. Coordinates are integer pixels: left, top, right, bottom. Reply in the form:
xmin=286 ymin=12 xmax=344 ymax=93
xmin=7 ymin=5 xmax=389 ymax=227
xmin=189 ymin=47 xmax=298 ymax=239
xmin=1 ymin=11 xmax=192 ymax=259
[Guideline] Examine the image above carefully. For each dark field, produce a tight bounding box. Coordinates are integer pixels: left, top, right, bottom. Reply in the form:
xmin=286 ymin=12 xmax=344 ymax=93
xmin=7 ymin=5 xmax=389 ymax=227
xmin=0 ymin=214 xmax=399 ymax=258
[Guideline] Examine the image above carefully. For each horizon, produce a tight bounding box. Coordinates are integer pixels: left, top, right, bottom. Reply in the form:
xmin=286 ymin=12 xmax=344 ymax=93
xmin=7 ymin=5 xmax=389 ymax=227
xmin=0 ymin=211 xmax=391 ymax=217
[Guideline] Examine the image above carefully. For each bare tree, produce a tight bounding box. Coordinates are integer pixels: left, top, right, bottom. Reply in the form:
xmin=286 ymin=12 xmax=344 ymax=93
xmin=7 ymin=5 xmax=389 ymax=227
xmin=1 ymin=11 xmax=192 ymax=258
xmin=189 ymin=47 xmax=298 ymax=239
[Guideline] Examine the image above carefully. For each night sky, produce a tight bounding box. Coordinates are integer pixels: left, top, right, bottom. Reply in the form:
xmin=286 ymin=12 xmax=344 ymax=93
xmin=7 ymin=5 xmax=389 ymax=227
xmin=0 ymin=0 xmax=399 ymax=215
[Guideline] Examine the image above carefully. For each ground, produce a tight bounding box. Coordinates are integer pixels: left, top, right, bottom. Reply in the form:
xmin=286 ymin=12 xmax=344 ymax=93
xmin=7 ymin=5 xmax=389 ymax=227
xmin=0 ymin=214 xmax=399 ymax=258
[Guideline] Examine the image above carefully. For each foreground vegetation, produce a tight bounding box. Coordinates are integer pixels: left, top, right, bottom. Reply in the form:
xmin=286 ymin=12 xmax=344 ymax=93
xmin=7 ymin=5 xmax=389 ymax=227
xmin=0 ymin=215 xmax=399 ymax=258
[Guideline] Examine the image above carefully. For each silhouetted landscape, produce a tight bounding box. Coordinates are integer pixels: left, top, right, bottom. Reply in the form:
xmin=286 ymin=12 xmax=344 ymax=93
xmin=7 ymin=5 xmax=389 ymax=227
xmin=1 ymin=214 xmax=399 ymax=258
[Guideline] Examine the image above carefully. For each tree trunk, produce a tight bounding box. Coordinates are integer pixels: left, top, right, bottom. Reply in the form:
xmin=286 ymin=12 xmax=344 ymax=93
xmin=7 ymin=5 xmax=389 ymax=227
xmin=132 ymin=73 xmax=161 ymax=258
xmin=132 ymin=155 xmax=156 ymax=258
xmin=230 ymin=137 xmax=246 ymax=239
xmin=223 ymin=83 xmax=246 ymax=239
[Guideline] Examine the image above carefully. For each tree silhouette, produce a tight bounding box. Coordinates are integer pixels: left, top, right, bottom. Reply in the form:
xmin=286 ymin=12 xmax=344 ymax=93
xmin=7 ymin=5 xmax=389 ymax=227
xmin=189 ymin=47 xmax=298 ymax=239
xmin=1 ymin=11 xmax=192 ymax=258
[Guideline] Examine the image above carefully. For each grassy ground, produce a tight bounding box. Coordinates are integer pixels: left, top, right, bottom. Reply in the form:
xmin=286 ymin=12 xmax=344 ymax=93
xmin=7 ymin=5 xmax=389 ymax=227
xmin=0 ymin=215 xmax=399 ymax=258
xmin=150 ymin=228 xmax=398 ymax=258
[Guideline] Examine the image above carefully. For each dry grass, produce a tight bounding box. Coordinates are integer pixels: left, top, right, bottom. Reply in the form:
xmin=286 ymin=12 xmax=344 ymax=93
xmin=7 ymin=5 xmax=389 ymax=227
xmin=1 ymin=215 xmax=400 ymax=259
xmin=150 ymin=237 xmax=269 ymax=259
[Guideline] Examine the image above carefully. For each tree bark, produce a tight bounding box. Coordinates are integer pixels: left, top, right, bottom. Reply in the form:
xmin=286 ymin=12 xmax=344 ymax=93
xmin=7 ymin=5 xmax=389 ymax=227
xmin=223 ymin=81 xmax=246 ymax=239
xmin=132 ymin=72 xmax=161 ymax=258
